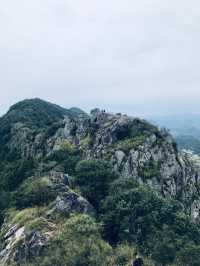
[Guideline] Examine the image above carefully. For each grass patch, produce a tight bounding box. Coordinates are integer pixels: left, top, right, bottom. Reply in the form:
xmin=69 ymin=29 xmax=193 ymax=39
xmin=60 ymin=140 xmax=76 ymax=153
xmin=80 ymin=136 xmax=92 ymax=151
xmin=25 ymin=217 xmax=50 ymax=232
xmin=7 ymin=207 xmax=46 ymax=227
xmin=116 ymin=135 xmax=148 ymax=154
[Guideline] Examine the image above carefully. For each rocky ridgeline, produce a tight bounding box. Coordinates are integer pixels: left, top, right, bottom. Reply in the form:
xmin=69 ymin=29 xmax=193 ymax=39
xmin=3 ymin=104 xmax=200 ymax=216
xmin=1 ymin=100 xmax=200 ymax=265
xmin=72 ymin=109 xmax=200 ymax=218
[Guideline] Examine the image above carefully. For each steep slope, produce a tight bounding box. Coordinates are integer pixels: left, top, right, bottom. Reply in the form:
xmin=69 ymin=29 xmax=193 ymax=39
xmin=0 ymin=99 xmax=87 ymax=191
xmin=49 ymin=108 xmax=200 ymax=216
xmin=0 ymin=101 xmax=199 ymax=214
xmin=1 ymin=100 xmax=200 ymax=265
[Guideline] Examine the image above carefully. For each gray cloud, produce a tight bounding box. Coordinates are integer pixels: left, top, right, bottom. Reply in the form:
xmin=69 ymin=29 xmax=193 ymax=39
xmin=1 ymin=0 xmax=200 ymax=116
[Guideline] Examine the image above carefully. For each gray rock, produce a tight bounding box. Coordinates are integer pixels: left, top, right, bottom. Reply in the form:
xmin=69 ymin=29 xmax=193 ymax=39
xmin=115 ymin=150 xmax=125 ymax=167
xmin=13 ymin=230 xmax=47 ymax=264
xmin=55 ymin=189 xmax=94 ymax=216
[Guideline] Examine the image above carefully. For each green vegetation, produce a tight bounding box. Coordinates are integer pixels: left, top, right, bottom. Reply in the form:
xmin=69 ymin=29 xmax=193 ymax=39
xmin=26 ymin=217 xmax=51 ymax=231
xmin=7 ymin=207 xmax=46 ymax=228
xmin=1 ymin=100 xmax=200 ymax=266
xmin=3 ymin=98 xmax=68 ymax=130
xmin=0 ymin=99 xmax=72 ymax=226
xmin=113 ymin=244 xmax=134 ymax=266
xmin=80 ymin=136 xmax=92 ymax=151
xmin=29 ymin=215 xmax=154 ymax=266
xmin=45 ymin=142 xmax=81 ymax=176
xmin=139 ymin=160 xmax=161 ymax=180
xmin=60 ymin=140 xmax=76 ymax=153
xmin=115 ymin=119 xmax=158 ymax=141
xmin=102 ymin=177 xmax=200 ymax=265
xmin=74 ymin=159 xmax=118 ymax=211
xmin=116 ymin=135 xmax=148 ymax=153
xmin=0 ymin=158 xmax=35 ymax=191
xmin=34 ymin=214 xmax=113 ymax=266
xmin=177 ymin=243 xmax=200 ymax=266
xmin=11 ymin=176 xmax=56 ymax=209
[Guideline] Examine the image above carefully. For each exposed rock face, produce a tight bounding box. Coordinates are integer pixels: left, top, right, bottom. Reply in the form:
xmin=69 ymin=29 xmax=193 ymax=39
xmin=0 ymin=225 xmax=25 ymax=265
xmin=55 ymin=192 xmax=94 ymax=216
xmin=47 ymin=172 xmax=95 ymax=216
xmin=13 ymin=230 xmax=48 ymax=265
xmin=59 ymin=111 xmax=200 ymax=215
xmin=0 ymin=172 xmax=94 ymax=266
xmin=0 ymin=222 xmax=53 ymax=266
xmin=3 ymin=104 xmax=199 ymax=213
xmin=47 ymin=173 xmax=95 ymax=217
xmin=1 ymin=100 xmax=200 ymax=265
xmin=2 ymin=103 xmax=200 ymax=216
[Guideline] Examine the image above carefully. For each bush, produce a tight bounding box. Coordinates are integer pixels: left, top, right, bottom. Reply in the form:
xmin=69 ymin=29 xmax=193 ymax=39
xmin=6 ymin=207 xmax=45 ymax=227
xmin=0 ymin=159 xmax=35 ymax=191
xmin=46 ymin=142 xmax=80 ymax=176
xmin=113 ymin=244 xmax=134 ymax=266
xmin=12 ymin=176 xmax=56 ymax=208
xmin=102 ymin=177 xmax=200 ymax=265
xmin=74 ymin=159 xmax=118 ymax=211
xmin=177 ymin=243 xmax=200 ymax=266
xmin=116 ymin=135 xmax=147 ymax=154
xmin=35 ymin=214 xmax=113 ymax=266
xmin=60 ymin=140 xmax=76 ymax=153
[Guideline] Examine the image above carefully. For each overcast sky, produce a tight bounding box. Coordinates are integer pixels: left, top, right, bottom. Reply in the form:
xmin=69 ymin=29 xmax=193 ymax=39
xmin=1 ymin=0 xmax=200 ymax=116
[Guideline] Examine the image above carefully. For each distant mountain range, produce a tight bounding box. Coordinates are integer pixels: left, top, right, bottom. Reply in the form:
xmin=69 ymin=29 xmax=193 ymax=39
xmin=151 ymin=114 xmax=200 ymax=154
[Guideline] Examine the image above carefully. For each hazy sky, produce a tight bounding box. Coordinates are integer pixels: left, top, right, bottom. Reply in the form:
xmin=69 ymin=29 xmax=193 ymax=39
xmin=1 ymin=0 xmax=200 ymax=116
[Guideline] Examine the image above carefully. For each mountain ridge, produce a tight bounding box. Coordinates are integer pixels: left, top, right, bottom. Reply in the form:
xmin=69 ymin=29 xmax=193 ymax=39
xmin=1 ymin=99 xmax=200 ymax=266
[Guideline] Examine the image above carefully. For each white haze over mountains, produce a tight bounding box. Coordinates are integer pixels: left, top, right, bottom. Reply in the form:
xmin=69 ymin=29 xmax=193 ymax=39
xmin=1 ymin=0 xmax=200 ymax=116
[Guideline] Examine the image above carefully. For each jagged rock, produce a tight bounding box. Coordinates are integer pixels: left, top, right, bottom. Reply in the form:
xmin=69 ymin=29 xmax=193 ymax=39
xmin=0 ymin=214 xmax=59 ymax=266
xmin=14 ymin=230 xmax=47 ymax=264
xmin=51 ymin=178 xmax=95 ymax=216
xmin=90 ymin=108 xmax=101 ymax=117
xmin=45 ymin=172 xmax=95 ymax=216
xmin=115 ymin=150 xmax=126 ymax=167
xmin=64 ymin=111 xmax=200 ymax=216
xmin=3 ymin=103 xmax=200 ymax=216
xmin=48 ymin=171 xmax=70 ymax=186
xmin=54 ymin=189 xmax=95 ymax=216
xmin=4 ymin=224 xmax=20 ymax=240
xmin=0 ymin=225 xmax=25 ymax=266
xmin=1 ymin=99 xmax=200 ymax=265
xmin=0 ymin=172 xmax=94 ymax=265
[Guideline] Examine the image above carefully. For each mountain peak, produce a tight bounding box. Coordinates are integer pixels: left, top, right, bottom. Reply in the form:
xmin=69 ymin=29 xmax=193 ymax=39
xmin=1 ymin=99 xmax=200 ymax=266
xmin=1 ymin=98 xmax=87 ymax=131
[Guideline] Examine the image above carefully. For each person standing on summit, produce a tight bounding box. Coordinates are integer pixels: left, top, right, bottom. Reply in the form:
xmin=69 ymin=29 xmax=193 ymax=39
xmin=132 ymin=253 xmax=144 ymax=266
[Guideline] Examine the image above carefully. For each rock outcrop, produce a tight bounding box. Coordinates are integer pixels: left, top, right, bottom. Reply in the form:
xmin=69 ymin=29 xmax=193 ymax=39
xmin=1 ymin=101 xmax=200 ymax=216
xmin=1 ymin=100 xmax=200 ymax=265
xmin=53 ymin=110 xmax=200 ymax=216
xmin=0 ymin=172 xmax=94 ymax=266
xmin=0 ymin=219 xmax=55 ymax=266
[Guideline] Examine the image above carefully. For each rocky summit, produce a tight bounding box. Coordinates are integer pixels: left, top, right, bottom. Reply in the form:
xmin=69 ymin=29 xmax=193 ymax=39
xmin=1 ymin=99 xmax=200 ymax=266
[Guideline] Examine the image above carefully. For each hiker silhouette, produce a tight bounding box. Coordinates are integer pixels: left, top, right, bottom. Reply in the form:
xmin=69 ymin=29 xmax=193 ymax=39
xmin=132 ymin=253 xmax=144 ymax=266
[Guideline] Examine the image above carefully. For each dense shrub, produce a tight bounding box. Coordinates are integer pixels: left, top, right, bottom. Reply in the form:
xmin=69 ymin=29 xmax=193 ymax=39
xmin=0 ymin=159 xmax=35 ymax=191
xmin=74 ymin=159 xmax=118 ymax=211
xmin=12 ymin=177 xmax=56 ymax=208
xmin=45 ymin=141 xmax=81 ymax=176
xmin=102 ymin=177 xmax=200 ymax=265
xmin=177 ymin=243 xmax=200 ymax=266
xmin=35 ymin=215 xmax=112 ymax=266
